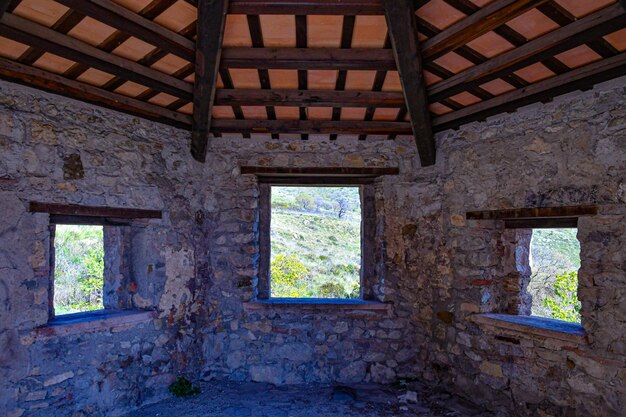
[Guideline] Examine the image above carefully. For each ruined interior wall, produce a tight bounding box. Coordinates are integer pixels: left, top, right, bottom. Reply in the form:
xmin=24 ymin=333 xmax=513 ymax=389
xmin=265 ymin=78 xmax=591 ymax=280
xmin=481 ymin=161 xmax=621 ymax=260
xmin=0 ymin=81 xmax=208 ymax=417
xmin=416 ymin=77 xmax=626 ymax=417
xmin=200 ymin=136 xmax=439 ymax=384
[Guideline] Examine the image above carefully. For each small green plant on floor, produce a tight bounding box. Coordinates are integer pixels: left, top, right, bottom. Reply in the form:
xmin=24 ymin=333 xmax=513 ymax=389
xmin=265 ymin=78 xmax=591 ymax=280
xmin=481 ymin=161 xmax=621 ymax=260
xmin=169 ymin=376 xmax=201 ymax=397
xmin=543 ymin=271 xmax=581 ymax=323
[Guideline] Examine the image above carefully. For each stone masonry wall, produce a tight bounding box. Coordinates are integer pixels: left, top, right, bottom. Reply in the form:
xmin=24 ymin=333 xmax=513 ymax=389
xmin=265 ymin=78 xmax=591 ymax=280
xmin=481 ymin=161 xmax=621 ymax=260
xmin=414 ymin=77 xmax=626 ymax=417
xmin=0 ymin=73 xmax=624 ymax=417
xmin=199 ymin=134 xmax=435 ymax=384
xmin=0 ymin=81 xmax=209 ymax=417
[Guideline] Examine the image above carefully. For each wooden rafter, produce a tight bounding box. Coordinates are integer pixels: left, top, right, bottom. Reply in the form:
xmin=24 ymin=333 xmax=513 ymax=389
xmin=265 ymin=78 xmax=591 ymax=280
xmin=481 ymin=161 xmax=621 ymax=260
xmin=0 ymin=13 xmax=193 ymax=100
xmin=422 ymin=0 xmax=551 ymax=60
xmin=0 ymin=57 xmax=192 ymax=129
xmin=191 ymin=0 xmax=229 ymax=162
xmin=55 ymin=0 xmax=195 ymax=61
xmin=432 ymin=52 xmax=626 ymax=132
xmin=383 ymin=0 xmax=435 ymax=166
xmin=428 ymin=4 xmax=626 ymax=103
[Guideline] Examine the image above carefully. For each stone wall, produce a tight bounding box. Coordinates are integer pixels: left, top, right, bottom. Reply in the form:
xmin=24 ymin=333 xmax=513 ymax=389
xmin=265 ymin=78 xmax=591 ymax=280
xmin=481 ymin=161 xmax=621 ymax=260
xmin=414 ymin=77 xmax=626 ymax=417
xmin=199 ymin=136 xmax=432 ymax=384
xmin=0 ymin=74 xmax=624 ymax=417
xmin=0 ymin=81 xmax=208 ymax=417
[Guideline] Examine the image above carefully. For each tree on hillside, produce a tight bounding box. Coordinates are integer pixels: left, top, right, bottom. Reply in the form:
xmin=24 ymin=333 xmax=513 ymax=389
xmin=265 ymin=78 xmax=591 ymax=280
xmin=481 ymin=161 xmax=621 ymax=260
xmin=334 ymin=198 xmax=349 ymax=219
xmin=295 ymin=193 xmax=316 ymax=211
xmin=543 ymin=271 xmax=581 ymax=323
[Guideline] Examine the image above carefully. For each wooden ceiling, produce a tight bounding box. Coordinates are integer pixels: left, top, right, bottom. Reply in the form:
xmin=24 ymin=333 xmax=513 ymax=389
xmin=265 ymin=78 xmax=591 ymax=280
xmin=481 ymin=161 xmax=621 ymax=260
xmin=0 ymin=0 xmax=624 ymax=164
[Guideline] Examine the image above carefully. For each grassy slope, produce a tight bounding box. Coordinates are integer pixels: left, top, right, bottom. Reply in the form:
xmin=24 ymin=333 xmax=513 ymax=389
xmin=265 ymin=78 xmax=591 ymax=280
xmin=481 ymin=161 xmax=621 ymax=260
xmin=270 ymin=187 xmax=361 ymax=298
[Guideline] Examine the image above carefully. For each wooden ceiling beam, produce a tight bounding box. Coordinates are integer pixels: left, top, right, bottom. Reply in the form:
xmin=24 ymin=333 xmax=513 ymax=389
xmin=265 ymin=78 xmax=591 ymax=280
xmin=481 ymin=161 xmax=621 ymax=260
xmin=220 ymin=48 xmax=396 ymax=70
xmin=212 ymin=119 xmax=412 ymax=135
xmin=55 ymin=0 xmax=195 ymax=61
xmin=432 ymin=52 xmax=626 ymax=132
xmin=428 ymin=3 xmax=626 ymax=103
xmin=383 ymin=0 xmax=435 ymax=166
xmin=190 ymin=0 xmax=229 ymax=162
xmin=0 ymin=13 xmax=193 ymax=100
xmin=422 ymin=0 xmax=552 ymax=60
xmin=0 ymin=57 xmax=192 ymax=130
xmin=215 ymin=88 xmax=405 ymax=107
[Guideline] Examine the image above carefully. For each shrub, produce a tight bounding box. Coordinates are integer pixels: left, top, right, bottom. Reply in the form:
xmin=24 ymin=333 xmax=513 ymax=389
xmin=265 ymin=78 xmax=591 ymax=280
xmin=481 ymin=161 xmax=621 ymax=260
xmin=543 ymin=271 xmax=581 ymax=323
xmin=318 ymin=282 xmax=347 ymax=298
xmin=270 ymin=254 xmax=309 ymax=297
xmin=169 ymin=376 xmax=200 ymax=397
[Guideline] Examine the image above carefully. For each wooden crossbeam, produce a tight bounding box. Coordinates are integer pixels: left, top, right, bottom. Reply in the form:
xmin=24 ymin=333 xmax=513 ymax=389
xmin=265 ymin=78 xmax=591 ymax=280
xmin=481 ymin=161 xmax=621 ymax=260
xmin=0 ymin=13 xmax=193 ymax=100
xmin=383 ymin=0 xmax=435 ymax=166
xmin=428 ymin=4 xmax=626 ymax=103
xmin=191 ymin=0 xmax=229 ymax=162
xmin=432 ymin=52 xmax=626 ymax=132
xmin=220 ymin=48 xmax=396 ymax=70
xmin=215 ymin=89 xmax=405 ymax=107
xmin=422 ymin=0 xmax=551 ymax=60
xmin=211 ymin=120 xmax=412 ymax=135
xmin=0 ymin=57 xmax=192 ymax=129
xmin=55 ymin=0 xmax=195 ymax=61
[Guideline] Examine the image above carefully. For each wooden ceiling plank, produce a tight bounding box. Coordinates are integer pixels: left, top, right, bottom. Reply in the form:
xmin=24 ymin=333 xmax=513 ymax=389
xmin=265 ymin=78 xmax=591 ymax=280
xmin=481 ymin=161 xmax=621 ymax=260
xmin=432 ymin=52 xmax=626 ymax=132
xmin=62 ymin=0 xmax=178 ymax=80
xmin=422 ymin=0 xmax=552 ymax=60
xmin=229 ymin=0 xmax=384 ymax=15
xmin=537 ymin=1 xmax=620 ymax=59
xmin=0 ymin=13 xmax=192 ymax=99
xmin=191 ymin=0 xmax=229 ymax=162
xmin=247 ymin=14 xmax=279 ymax=139
xmin=55 ymin=0 xmax=195 ymax=62
xmin=212 ymin=119 xmax=412 ymax=135
xmin=17 ymin=10 xmax=86 ymax=66
xmin=214 ymin=88 xmax=404 ymax=107
xmin=383 ymin=0 xmax=435 ymax=166
xmin=442 ymin=0 xmax=569 ymax=75
xmin=359 ymin=35 xmax=390 ymax=141
xmin=428 ymin=4 xmax=626 ymax=103
xmin=219 ymin=67 xmax=250 ymax=138
xmin=330 ymin=15 xmax=356 ymax=141
xmin=0 ymin=56 xmax=191 ymax=129
xmin=220 ymin=48 xmax=396 ymax=70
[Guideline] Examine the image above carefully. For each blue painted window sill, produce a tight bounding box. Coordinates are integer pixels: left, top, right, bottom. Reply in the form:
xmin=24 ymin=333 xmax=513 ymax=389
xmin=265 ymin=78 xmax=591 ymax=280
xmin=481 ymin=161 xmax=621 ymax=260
xmin=472 ymin=313 xmax=587 ymax=343
xmin=33 ymin=309 xmax=156 ymax=339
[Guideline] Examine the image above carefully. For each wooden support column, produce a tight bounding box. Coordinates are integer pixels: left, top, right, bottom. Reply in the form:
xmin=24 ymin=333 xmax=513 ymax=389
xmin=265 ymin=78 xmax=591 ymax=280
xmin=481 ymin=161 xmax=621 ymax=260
xmin=191 ymin=0 xmax=229 ymax=162
xmin=382 ymin=0 xmax=435 ymax=166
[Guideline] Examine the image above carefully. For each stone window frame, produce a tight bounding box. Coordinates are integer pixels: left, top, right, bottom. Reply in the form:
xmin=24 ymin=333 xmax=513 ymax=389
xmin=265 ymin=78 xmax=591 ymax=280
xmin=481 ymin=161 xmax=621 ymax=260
xmin=244 ymin=167 xmax=400 ymax=302
xmin=466 ymin=205 xmax=597 ymax=335
xmin=29 ymin=202 xmax=161 ymax=322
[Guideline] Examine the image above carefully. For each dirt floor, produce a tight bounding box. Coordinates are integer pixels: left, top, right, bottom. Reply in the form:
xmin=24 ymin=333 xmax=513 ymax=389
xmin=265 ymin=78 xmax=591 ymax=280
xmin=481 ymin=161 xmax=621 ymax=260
xmin=122 ymin=380 xmax=495 ymax=417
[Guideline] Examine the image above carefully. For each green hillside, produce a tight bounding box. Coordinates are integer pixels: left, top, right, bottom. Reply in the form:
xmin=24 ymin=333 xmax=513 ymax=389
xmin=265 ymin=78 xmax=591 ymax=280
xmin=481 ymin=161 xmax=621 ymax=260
xmin=270 ymin=186 xmax=362 ymax=298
